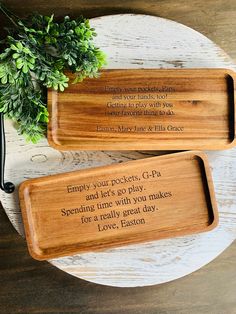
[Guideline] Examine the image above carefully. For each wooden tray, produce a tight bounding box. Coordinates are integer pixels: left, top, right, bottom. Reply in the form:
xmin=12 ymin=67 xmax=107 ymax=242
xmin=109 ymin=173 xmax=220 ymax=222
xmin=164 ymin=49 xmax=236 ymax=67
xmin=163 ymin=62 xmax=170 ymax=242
xmin=47 ymin=68 xmax=236 ymax=150
xmin=19 ymin=151 xmax=218 ymax=260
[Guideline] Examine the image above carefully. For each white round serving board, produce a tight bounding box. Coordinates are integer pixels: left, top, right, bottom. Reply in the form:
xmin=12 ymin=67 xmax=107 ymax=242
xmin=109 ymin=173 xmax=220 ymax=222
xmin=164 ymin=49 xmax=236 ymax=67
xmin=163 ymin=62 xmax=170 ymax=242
xmin=1 ymin=14 xmax=236 ymax=287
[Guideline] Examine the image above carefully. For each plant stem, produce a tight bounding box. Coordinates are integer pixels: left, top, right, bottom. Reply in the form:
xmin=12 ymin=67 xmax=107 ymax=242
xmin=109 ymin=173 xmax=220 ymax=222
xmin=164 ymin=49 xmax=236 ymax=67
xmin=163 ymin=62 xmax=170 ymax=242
xmin=0 ymin=2 xmax=19 ymax=28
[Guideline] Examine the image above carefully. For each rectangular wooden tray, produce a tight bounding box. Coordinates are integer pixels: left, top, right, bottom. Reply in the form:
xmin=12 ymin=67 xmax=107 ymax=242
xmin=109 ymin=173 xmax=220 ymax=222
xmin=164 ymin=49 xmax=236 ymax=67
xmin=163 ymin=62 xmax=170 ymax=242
xmin=47 ymin=68 xmax=236 ymax=150
xmin=19 ymin=151 xmax=218 ymax=260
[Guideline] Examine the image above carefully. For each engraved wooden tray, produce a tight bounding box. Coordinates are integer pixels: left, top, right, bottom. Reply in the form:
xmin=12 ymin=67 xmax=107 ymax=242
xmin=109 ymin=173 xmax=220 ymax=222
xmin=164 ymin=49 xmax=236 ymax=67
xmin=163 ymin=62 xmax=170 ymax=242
xmin=47 ymin=68 xmax=236 ymax=150
xmin=19 ymin=151 xmax=218 ymax=260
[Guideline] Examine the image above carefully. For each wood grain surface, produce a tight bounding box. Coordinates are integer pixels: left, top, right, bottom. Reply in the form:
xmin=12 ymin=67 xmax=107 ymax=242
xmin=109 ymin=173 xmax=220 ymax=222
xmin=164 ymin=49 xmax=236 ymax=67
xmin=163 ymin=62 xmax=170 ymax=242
xmin=1 ymin=0 xmax=236 ymax=311
xmin=1 ymin=13 xmax=236 ymax=287
xmin=19 ymin=151 xmax=218 ymax=260
xmin=48 ymin=68 xmax=236 ymax=150
xmin=1 ymin=0 xmax=236 ymax=60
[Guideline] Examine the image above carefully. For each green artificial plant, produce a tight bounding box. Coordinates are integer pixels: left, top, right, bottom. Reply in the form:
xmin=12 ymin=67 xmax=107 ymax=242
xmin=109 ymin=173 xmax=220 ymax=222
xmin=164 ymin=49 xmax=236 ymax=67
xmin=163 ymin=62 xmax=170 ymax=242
xmin=0 ymin=3 xmax=106 ymax=143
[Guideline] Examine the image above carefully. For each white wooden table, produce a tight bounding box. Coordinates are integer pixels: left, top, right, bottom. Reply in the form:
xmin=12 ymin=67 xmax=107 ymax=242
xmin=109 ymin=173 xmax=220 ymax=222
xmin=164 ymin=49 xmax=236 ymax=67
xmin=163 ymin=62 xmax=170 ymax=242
xmin=1 ymin=14 xmax=236 ymax=287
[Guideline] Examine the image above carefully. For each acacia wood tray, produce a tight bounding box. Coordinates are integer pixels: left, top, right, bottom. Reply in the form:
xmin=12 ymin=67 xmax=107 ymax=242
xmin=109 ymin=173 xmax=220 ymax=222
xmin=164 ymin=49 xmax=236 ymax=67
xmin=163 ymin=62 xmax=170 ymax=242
xmin=47 ymin=68 xmax=236 ymax=150
xmin=19 ymin=151 xmax=218 ymax=260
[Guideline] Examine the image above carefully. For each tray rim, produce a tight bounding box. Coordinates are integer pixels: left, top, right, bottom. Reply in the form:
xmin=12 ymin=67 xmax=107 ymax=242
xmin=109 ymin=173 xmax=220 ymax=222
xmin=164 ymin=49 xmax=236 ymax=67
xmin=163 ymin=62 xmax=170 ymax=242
xmin=19 ymin=150 xmax=219 ymax=261
xmin=47 ymin=67 xmax=236 ymax=151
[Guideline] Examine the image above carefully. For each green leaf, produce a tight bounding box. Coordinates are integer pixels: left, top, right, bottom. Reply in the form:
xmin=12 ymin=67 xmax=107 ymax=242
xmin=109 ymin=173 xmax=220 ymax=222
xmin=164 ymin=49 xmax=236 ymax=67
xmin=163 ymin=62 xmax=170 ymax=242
xmin=16 ymin=42 xmax=23 ymax=51
xmin=22 ymin=63 xmax=29 ymax=73
xmin=0 ymin=6 xmax=106 ymax=144
xmin=16 ymin=59 xmax=24 ymax=69
xmin=22 ymin=47 xmax=31 ymax=54
xmin=1 ymin=75 xmax=7 ymax=84
xmin=12 ymin=53 xmax=20 ymax=59
xmin=28 ymin=62 xmax=35 ymax=70
xmin=75 ymin=26 xmax=83 ymax=36
xmin=10 ymin=44 xmax=18 ymax=51
xmin=46 ymin=14 xmax=54 ymax=33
